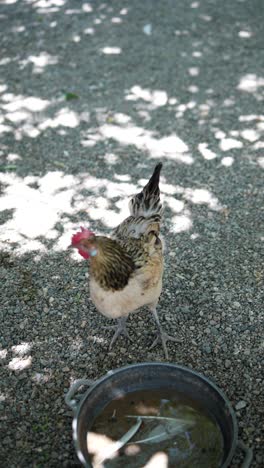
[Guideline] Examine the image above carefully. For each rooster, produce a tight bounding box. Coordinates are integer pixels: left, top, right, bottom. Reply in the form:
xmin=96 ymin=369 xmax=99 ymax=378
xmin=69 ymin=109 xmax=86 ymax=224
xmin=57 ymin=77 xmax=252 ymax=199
xmin=70 ymin=163 xmax=178 ymax=358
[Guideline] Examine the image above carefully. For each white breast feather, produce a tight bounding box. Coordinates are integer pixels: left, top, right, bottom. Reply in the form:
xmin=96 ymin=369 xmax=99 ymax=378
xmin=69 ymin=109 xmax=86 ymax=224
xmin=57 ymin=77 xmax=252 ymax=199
xmin=90 ymin=275 xmax=162 ymax=319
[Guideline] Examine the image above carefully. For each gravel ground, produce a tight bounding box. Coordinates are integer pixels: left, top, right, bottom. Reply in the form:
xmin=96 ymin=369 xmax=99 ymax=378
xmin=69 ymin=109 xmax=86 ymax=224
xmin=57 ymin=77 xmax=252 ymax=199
xmin=0 ymin=0 xmax=263 ymax=466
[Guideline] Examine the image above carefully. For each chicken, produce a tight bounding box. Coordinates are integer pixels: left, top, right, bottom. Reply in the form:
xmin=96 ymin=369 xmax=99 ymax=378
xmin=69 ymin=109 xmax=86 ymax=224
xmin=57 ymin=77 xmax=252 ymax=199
xmin=70 ymin=163 xmax=179 ymax=358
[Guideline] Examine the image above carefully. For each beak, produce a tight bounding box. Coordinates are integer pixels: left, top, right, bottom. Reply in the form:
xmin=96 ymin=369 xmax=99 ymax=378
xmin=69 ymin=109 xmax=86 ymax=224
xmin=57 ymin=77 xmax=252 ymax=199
xmin=67 ymin=244 xmax=74 ymax=249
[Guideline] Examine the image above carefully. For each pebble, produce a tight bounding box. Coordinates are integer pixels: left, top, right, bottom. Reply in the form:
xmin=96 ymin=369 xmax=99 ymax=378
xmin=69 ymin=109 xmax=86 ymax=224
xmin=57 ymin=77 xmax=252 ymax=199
xmin=16 ymin=440 xmax=24 ymax=448
xmin=181 ymin=306 xmax=192 ymax=315
xmin=225 ymin=359 xmax=232 ymax=368
xmin=3 ymin=437 xmax=12 ymax=445
xmin=235 ymin=400 xmax=247 ymax=411
xmin=221 ymin=343 xmax=228 ymax=352
xmin=202 ymin=344 xmax=212 ymax=354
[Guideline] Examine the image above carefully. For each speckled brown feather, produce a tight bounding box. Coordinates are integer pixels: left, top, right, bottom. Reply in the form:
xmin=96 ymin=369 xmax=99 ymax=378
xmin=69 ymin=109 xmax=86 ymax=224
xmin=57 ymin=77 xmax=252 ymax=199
xmin=89 ymin=236 xmax=135 ymax=291
xmin=87 ymin=230 xmax=163 ymax=292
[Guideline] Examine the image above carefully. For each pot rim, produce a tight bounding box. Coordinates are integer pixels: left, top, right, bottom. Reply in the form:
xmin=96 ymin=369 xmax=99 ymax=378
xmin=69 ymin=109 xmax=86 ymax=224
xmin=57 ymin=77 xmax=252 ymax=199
xmin=71 ymin=362 xmax=238 ymax=468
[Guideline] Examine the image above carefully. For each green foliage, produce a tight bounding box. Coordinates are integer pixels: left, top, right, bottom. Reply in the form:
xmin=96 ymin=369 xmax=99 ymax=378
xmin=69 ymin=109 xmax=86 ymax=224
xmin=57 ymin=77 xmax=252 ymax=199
xmin=65 ymin=92 xmax=79 ymax=101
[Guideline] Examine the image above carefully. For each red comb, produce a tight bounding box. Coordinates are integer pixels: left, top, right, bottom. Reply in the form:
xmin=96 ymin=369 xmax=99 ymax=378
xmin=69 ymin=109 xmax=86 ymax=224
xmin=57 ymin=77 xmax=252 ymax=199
xmin=71 ymin=227 xmax=93 ymax=245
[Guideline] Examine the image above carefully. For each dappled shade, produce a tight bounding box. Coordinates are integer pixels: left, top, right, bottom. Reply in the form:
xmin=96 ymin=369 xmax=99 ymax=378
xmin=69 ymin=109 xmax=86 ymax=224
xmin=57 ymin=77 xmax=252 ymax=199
xmin=0 ymin=0 xmax=263 ymax=466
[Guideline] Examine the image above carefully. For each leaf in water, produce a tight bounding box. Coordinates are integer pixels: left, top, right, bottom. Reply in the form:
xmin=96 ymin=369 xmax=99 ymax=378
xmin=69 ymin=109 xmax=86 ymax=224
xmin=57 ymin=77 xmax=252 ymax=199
xmin=97 ymin=417 xmax=142 ymax=465
xmin=65 ymin=92 xmax=79 ymax=101
xmin=131 ymin=425 xmax=168 ymax=444
xmin=126 ymin=415 xmax=194 ymax=424
xmin=126 ymin=415 xmax=195 ymax=445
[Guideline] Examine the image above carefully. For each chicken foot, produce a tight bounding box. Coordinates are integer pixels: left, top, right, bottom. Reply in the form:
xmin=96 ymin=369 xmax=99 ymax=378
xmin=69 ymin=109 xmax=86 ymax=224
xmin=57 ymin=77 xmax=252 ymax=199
xmin=103 ymin=316 xmax=131 ymax=349
xmin=149 ymin=307 xmax=181 ymax=359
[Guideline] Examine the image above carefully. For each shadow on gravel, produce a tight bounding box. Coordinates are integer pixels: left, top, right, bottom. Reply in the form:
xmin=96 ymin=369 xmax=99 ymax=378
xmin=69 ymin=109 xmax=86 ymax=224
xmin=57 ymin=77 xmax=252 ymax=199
xmin=0 ymin=0 xmax=263 ymax=466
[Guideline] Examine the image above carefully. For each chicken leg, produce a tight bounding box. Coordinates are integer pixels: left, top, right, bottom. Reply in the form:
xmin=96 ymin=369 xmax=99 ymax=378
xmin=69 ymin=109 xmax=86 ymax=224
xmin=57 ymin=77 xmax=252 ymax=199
xmin=149 ymin=306 xmax=181 ymax=359
xmin=103 ymin=316 xmax=131 ymax=349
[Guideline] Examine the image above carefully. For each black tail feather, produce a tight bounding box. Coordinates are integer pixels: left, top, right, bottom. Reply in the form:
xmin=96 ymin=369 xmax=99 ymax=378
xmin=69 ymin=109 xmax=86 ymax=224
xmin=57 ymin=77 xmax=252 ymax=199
xmin=143 ymin=163 xmax=162 ymax=196
xmin=129 ymin=163 xmax=163 ymax=217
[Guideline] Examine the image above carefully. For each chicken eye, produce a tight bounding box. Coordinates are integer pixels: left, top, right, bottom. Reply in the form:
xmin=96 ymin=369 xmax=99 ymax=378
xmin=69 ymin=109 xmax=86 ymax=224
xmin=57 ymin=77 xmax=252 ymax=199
xmin=90 ymin=247 xmax=97 ymax=257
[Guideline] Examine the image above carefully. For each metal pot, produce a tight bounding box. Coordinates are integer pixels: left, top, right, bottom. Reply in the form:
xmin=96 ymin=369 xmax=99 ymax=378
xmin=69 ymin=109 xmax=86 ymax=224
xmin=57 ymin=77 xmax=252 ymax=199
xmin=65 ymin=362 xmax=252 ymax=467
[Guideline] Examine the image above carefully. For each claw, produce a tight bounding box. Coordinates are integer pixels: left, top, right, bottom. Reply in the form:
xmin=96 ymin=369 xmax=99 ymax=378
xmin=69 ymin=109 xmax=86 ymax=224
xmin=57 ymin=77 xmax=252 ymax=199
xmin=150 ymin=331 xmax=181 ymax=359
xmin=149 ymin=306 xmax=181 ymax=359
xmin=103 ymin=317 xmax=131 ymax=349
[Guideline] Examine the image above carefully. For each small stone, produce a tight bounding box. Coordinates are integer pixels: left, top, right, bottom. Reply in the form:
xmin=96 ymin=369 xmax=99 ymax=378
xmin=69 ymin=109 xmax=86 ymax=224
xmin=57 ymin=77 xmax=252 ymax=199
xmin=225 ymin=359 xmax=231 ymax=368
xmin=233 ymin=301 xmax=241 ymax=308
xmin=17 ymin=374 xmax=27 ymax=380
xmin=16 ymin=440 xmax=24 ymax=448
xmin=239 ymin=324 xmax=248 ymax=332
xmin=202 ymin=344 xmax=212 ymax=354
xmin=143 ymin=24 xmax=152 ymax=35
xmin=235 ymin=400 xmax=247 ymax=411
xmin=31 ymin=387 xmax=38 ymax=399
xmin=40 ymin=359 xmax=49 ymax=366
xmin=79 ymin=363 xmax=88 ymax=369
xmin=62 ymin=367 xmax=70 ymax=372
xmin=3 ymin=436 xmax=12 ymax=445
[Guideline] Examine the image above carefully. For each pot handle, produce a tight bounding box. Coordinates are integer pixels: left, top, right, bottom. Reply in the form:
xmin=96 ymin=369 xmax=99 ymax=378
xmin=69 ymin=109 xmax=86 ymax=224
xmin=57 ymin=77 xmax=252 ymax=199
xmin=237 ymin=440 xmax=253 ymax=468
xmin=65 ymin=378 xmax=94 ymax=412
